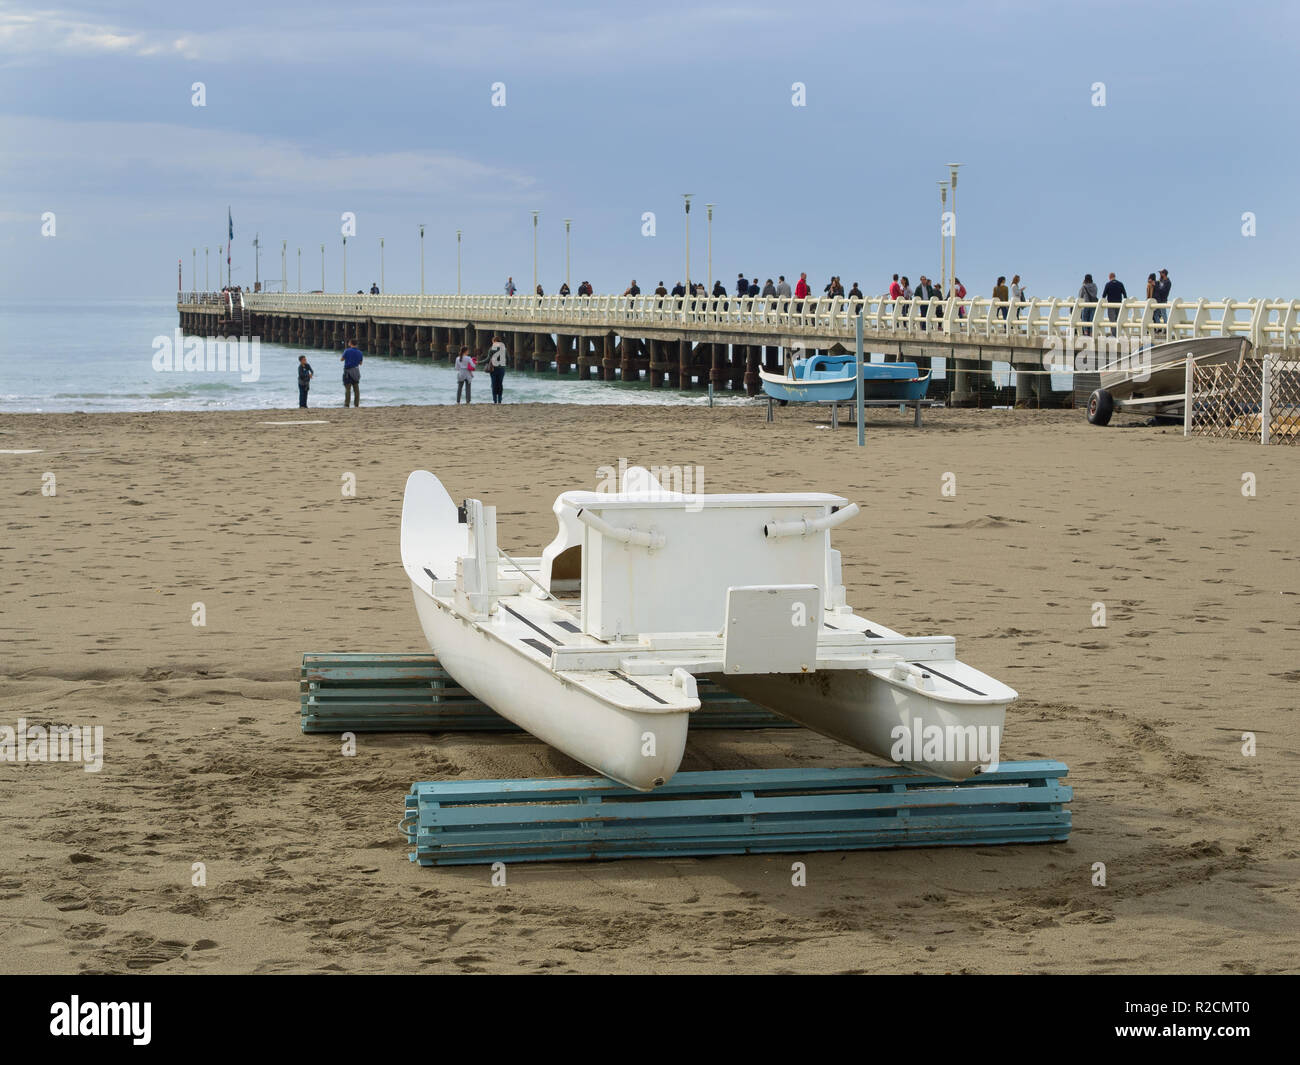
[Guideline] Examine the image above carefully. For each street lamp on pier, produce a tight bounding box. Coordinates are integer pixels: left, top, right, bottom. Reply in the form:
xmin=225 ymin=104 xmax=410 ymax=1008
xmin=281 ymin=239 xmax=287 ymax=295
xmin=456 ymin=229 xmax=462 ymax=295
xmin=419 ymin=225 xmax=425 ymax=295
xmin=705 ymin=204 xmax=714 ymax=291
xmin=192 ymin=248 xmax=197 ymax=295
xmin=297 ymin=247 xmax=301 ymax=292
xmin=946 ymin=163 xmax=962 ymax=296
xmin=320 ymin=244 xmax=325 ymax=292
xmin=531 ymin=211 xmax=540 ymax=295
xmin=342 ymin=235 xmax=347 ymax=293
xmin=379 ymin=237 xmax=384 ymax=293
xmin=204 ymin=247 xmax=209 ymax=292
xmin=682 ymin=194 xmax=692 ymax=294
xmin=938 ymin=183 xmax=947 ymax=295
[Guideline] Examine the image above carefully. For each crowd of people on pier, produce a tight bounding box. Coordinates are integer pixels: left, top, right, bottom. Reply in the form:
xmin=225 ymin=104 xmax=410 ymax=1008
xmin=498 ymin=268 xmax=1170 ymax=324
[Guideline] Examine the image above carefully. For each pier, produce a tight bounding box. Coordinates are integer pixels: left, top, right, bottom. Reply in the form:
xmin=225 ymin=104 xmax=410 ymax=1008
xmin=177 ymin=291 xmax=1300 ymax=406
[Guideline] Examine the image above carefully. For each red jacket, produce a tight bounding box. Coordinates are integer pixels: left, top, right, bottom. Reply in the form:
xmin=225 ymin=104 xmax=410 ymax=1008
xmin=795 ymin=278 xmax=810 ymax=299
xmin=889 ymin=281 xmax=902 ymax=299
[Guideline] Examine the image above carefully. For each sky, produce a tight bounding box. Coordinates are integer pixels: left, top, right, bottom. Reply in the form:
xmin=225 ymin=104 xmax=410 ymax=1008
xmin=2 ymin=0 xmax=1298 ymax=302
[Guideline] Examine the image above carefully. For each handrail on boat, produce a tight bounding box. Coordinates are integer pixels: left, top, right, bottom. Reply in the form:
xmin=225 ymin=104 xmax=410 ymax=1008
xmin=764 ymin=502 xmax=860 ymax=540
xmin=574 ymin=507 xmax=666 ymax=550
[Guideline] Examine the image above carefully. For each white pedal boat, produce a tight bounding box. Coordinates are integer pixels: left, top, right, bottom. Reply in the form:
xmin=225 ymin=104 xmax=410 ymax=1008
xmin=400 ymin=466 xmax=1016 ymax=790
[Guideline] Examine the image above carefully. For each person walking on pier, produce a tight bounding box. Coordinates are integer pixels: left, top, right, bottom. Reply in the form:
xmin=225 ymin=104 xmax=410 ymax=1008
xmin=297 ymin=355 xmax=314 ymax=408
xmin=1101 ymin=272 xmax=1127 ymax=333
xmin=993 ymin=276 xmax=1009 ymax=320
xmin=761 ymin=278 xmax=776 ymax=298
xmin=889 ymin=274 xmax=902 ymax=301
xmin=505 ymin=277 xmax=516 ymax=296
xmin=795 ymin=272 xmax=810 ymax=312
xmin=1078 ymin=273 xmax=1098 ymax=336
xmin=340 ymin=342 xmax=363 ymax=407
xmin=486 ymin=335 xmax=508 ymax=404
xmin=900 ymin=276 xmax=913 ymax=319
xmin=455 ymin=345 xmax=475 ymax=404
xmin=1010 ymin=275 xmax=1025 ymax=319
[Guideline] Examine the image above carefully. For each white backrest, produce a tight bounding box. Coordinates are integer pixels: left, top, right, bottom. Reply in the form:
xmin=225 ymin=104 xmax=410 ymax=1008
xmin=573 ymin=493 xmax=845 ymax=639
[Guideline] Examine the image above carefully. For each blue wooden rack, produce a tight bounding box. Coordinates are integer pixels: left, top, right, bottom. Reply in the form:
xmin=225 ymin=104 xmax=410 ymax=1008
xmin=403 ymin=760 xmax=1072 ymax=866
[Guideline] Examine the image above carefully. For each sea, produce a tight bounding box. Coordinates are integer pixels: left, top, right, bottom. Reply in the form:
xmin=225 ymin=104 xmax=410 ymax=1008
xmin=0 ymin=299 xmax=764 ymax=413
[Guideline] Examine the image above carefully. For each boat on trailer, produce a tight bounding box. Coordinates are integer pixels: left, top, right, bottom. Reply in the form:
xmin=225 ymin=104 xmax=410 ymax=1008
xmin=1087 ymin=334 xmax=1252 ymax=425
xmin=400 ymin=466 xmax=1015 ymax=791
xmin=760 ymin=353 xmax=931 ymax=404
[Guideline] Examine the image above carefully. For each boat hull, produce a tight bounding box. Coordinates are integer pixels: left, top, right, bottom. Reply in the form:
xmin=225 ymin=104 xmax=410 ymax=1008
xmin=712 ymin=669 xmax=1009 ymax=780
xmin=409 ymin=581 xmax=689 ymax=791
xmin=760 ymin=367 xmax=931 ymax=404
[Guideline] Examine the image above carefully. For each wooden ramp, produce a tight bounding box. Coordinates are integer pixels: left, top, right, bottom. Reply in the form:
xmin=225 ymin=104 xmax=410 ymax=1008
xmin=300 ymin=652 xmax=797 ymax=733
xmin=403 ymin=761 xmax=1072 ymax=865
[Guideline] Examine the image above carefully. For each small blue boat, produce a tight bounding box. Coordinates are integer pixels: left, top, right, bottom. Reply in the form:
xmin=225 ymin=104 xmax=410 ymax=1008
xmin=760 ymin=353 xmax=931 ymax=404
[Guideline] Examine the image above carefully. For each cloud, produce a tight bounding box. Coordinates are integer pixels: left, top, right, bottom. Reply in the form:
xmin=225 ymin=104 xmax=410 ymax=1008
xmin=0 ymin=115 xmax=538 ymax=204
xmin=0 ymin=7 xmax=198 ymax=59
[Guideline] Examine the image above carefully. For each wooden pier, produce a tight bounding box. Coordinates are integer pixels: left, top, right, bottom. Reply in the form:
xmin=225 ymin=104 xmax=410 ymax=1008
xmin=178 ymin=290 xmax=1300 ymax=407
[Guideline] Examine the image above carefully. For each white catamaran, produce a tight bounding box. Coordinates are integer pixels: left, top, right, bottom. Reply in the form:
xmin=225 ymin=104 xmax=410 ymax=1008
xmin=400 ymin=466 xmax=1016 ymax=790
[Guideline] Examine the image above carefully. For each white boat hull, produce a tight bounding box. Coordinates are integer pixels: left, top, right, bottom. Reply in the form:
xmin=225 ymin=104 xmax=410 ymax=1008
xmin=714 ymin=669 xmax=1008 ymax=780
xmin=409 ymin=580 xmax=690 ymax=791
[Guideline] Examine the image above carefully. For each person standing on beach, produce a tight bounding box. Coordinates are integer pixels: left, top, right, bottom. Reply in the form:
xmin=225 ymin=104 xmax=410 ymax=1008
xmin=455 ymin=346 xmax=475 ymax=404
xmin=505 ymin=277 xmax=516 ymax=296
xmin=486 ymin=335 xmax=508 ymax=404
xmin=297 ymin=355 xmax=314 ymax=408
xmin=340 ymin=341 xmax=363 ymax=407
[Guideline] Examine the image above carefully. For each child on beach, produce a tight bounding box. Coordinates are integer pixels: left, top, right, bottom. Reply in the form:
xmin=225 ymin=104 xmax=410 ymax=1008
xmin=455 ymin=346 xmax=475 ymax=404
xmin=297 ymin=355 xmax=313 ymax=408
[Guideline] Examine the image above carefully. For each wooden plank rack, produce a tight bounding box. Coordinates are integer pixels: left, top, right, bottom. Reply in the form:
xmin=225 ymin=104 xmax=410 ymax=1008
xmin=402 ymin=761 xmax=1072 ymax=865
xmin=300 ymin=652 xmax=798 ymax=733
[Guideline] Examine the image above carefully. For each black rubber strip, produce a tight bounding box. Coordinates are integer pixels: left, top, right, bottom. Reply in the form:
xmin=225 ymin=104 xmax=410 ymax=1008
xmin=608 ymin=670 xmax=669 ymax=705
xmin=864 ymin=629 xmax=883 ymax=638
xmin=911 ymin=662 xmax=986 ymax=697
xmin=521 ymin=638 xmax=554 ymax=657
xmin=423 ymin=567 xmax=437 ymax=580
xmin=554 ymin=620 xmax=580 ymax=633
xmin=500 ymin=602 xmax=561 ymax=645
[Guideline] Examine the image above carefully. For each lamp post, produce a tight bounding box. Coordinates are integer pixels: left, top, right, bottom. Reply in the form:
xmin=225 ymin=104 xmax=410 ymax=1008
xmin=252 ymin=234 xmax=260 ymax=290
xmin=456 ymin=229 xmax=462 ymax=295
xmin=379 ymin=237 xmax=384 ymax=293
xmin=419 ymin=224 xmax=425 ymax=295
xmin=296 ymin=247 xmax=301 ymax=292
xmin=683 ymin=194 xmax=692 ymax=293
xmin=564 ymin=218 xmax=571 ymax=288
xmin=705 ymin=203 xmax=714 ymax=291
xmin=192 ymin=248 xmax=197 ymax=294
xmin=320 ymin=243 xmax=325 ymax=292
xmin=204 ymin=246 xmax=209 ymax=292
xmin=281 ymin=239 xmax=286 ymax=295
xmin=342 ymin=235 xmax=347 ymax=293
xmin=938 ymin=182 xmax=948 ymax=295
xmin=946 ymin=162 xmax=962 ymax=296
xmin=531 ymin=211 xmax=539 ymax=295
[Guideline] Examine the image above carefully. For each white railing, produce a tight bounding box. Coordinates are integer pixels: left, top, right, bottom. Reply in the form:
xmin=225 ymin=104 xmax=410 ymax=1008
xmin=180 ymin=292 xmax=1300 ymax=351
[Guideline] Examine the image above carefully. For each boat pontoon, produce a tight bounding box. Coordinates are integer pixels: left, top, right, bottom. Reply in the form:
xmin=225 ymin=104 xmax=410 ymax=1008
xmin=400 ymin=467 xmax=1015 ymax=790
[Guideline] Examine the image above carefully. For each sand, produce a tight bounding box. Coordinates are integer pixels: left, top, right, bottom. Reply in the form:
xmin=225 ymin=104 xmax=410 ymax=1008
xmin=1 ymin=401 xmax=1297 ymax=974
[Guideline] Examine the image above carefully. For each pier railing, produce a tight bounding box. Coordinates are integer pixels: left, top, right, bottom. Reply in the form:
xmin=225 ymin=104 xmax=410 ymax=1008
xmin=179 ymin=291 xmax=1300 ymax=352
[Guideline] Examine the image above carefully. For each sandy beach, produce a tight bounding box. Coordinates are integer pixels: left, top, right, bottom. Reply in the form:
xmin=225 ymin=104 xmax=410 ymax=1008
xmin=1 ymin=401 xmax=1297 ymax=974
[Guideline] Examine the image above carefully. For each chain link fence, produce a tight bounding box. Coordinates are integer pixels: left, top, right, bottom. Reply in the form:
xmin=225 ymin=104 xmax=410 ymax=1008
xmin=1188 ymin=353 xmax=1300 ymax=445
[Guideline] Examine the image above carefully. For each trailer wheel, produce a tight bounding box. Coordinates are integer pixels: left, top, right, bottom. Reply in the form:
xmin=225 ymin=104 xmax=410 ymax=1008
xmin=1087 ymin=389 xmax=1114 ymax=426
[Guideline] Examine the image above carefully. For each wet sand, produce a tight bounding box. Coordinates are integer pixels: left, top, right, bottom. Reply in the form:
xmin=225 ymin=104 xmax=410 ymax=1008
xmin=1 ymin=401 xmax=1297 ymax=973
